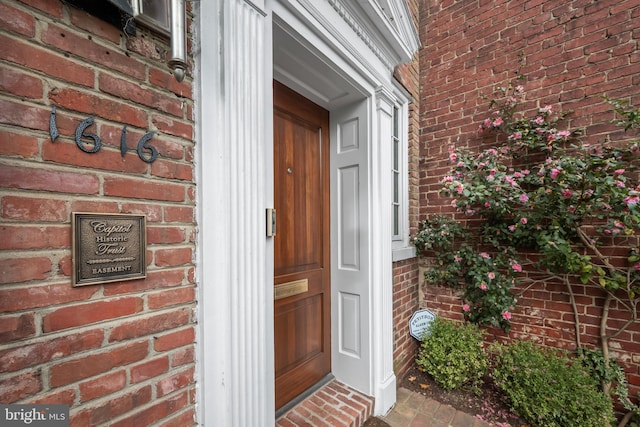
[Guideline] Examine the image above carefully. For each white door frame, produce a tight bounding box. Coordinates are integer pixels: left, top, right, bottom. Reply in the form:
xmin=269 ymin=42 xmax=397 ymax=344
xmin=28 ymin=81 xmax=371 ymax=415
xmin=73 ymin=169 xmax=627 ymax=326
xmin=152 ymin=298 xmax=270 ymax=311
xmin=195 ymin=0 xmax=415 ymax=425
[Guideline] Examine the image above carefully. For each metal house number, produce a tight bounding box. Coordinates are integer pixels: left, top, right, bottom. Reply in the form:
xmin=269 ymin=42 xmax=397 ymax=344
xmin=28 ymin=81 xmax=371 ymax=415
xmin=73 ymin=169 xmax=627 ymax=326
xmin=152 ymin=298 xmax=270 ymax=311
xmin=49 ymin=106 xmax=158 ymax=163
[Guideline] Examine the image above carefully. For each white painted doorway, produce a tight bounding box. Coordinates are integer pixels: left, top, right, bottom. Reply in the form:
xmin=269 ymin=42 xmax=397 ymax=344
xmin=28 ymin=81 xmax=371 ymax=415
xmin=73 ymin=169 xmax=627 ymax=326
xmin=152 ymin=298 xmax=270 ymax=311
xmin=195 ymin=0 xmax=417 ymax=424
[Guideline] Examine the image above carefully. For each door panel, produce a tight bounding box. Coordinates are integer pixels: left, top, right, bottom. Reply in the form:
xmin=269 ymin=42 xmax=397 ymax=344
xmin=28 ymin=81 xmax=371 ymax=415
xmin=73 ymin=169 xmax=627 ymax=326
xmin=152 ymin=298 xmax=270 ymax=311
xmin=273 ymin=81 xmax=331 ymax=410
xmin=330 ymin=99 xmax=370 ymax=393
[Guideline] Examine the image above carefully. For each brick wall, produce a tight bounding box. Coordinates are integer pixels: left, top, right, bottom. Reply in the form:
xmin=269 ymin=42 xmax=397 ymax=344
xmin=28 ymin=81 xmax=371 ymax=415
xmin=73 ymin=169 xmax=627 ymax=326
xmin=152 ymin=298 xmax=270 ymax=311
xmin=0 ymin=1 xmax=197 ymax=425
xmin=391 ymin=0 xmax=421 ymax=379
xmin=419 ymin=0 xmax=640 ymax=403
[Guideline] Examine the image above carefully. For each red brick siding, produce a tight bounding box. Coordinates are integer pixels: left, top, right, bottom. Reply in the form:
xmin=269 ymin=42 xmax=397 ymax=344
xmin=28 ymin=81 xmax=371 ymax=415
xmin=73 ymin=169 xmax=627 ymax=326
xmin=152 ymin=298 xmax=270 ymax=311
xmin=419 ymin=0 xmax=640 ymax=405
xmin=392 ymin=257 xmax=420 ymax=377
xmin=0 ymin=1 xmax=196 ymax=425
xmin=391 ymin=0 xmax=421 ymax=379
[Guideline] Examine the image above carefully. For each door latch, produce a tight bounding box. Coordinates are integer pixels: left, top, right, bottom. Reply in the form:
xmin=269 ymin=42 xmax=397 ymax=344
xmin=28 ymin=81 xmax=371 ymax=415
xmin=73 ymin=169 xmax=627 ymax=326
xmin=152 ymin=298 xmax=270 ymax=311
xmin=266 ymin=208 xmax=276 ymax=237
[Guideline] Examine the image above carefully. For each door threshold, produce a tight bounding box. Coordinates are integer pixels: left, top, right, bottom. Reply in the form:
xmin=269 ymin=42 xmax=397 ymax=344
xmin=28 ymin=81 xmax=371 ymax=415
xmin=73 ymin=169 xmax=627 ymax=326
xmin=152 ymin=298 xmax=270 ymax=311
xmin=276 ymin=376 xmax=374 ymax=426
xmin=276 ymin=373 xmax=334 ymax=419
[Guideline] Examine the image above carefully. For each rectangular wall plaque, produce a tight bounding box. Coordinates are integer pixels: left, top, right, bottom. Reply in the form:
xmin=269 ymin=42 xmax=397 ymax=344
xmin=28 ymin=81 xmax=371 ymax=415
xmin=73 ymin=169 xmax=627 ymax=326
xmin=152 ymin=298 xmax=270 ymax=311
xmin=72 ymin=213 xmax=146 ymax=286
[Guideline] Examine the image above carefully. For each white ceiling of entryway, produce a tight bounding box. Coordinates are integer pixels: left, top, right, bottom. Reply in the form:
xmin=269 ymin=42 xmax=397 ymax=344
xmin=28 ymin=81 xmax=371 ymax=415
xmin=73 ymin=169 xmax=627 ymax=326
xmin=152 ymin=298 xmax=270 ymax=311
xmin=273 ymin=21 xmax=365 ymax=109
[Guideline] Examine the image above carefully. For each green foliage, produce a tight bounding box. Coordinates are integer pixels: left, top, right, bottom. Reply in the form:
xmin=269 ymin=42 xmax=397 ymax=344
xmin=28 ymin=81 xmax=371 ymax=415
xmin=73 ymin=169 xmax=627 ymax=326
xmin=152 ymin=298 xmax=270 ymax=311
xmin=414 ymin=80 xmax=640 ymax=328
xmin=491 ymin=340 xmax=615 ymax=427
xmin=414 ymin=79 xmax=640 ymax=424
xmin=415 ymin=317 xmax=488 ymax=391
xmin=579 ymin=347 xmax=640 ymax=421
xmin=608 ymin=97 xmax=640 ymax=133
xmin=413 ymin=216 xmax=518 ymax=330
xmin=579 ymin=347 xmax=624 ymax=387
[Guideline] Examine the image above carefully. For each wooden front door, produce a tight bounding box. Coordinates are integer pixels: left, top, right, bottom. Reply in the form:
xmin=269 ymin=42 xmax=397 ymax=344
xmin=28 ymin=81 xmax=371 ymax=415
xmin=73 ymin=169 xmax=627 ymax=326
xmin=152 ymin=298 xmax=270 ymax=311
xmin=273 ymin=81 xmax=331 ymax=410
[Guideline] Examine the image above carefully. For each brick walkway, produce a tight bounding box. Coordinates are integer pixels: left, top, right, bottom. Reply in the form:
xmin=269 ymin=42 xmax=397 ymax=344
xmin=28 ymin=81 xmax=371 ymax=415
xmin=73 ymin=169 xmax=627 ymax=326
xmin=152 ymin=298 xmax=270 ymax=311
xmin=380 ymin=387 xmax=493 ymax=427
xmin=276 ymin=381 xmax=494 ymax=427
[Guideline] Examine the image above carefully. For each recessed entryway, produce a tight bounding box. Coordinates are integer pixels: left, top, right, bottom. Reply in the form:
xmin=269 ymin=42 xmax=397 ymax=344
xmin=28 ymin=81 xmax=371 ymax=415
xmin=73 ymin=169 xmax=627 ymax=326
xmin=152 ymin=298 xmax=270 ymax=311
xmin=273 ymin=80 xmax=332 ymax=410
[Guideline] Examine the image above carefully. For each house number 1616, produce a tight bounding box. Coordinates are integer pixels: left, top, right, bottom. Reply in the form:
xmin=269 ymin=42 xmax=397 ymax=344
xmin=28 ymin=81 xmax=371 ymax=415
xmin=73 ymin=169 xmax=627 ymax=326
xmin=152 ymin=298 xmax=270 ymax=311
xmin=49 ymin=106 xmax=158 ymax=163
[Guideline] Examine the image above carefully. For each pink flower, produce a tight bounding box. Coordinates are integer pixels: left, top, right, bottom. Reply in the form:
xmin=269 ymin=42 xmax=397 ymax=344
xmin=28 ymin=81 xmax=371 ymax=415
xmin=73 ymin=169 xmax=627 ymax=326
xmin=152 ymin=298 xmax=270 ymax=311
xmin=443 ymin=175 xmax=454 ymax=182
xmin=502 ymin=311 xmax=512 ymax=321
xmin=456 ymin=184 xmax=464 ymax=194
xmin=508 ymin=225 xmax=516 ymax=232
xmin=512 ymin=263 xmax=522 ymax=272
xmin=454 ymin=255 xmax=462 ymax=262
xmin=616 ymin=180 xmax=626 ymax=188
xmin=451 ymin=199 xmax=457 ymax=207
xmin=624 ymin=196 xmax=639 ymax=207
xmin=557 ymin=130 xmax=571 ymax=138
xmin=487 ymin=272 xmax=496 ymax=280
xmin=550 ymin=168 xmax=560 ymax=179
xmin=540 ymin=105 xmax=552 ymax=114
xmin=462 ymin=304 xmax=470 ymax=312
xmin=493 ymin=117 xmax=504 ymax=126
xmin=561 ymin=189 xmax=573 ymax=198
xmin=480 ymin=252 xmax=490 ymax=259
xmin=635 ymin=263 xmax=640 ymax=271
xmin=484 ymin=201 xmax=491 ymax=208
xmin=479 ymin=282 xmax=488 ymax=291
xmin=520 ymin=217 xmax=528 ymax=224
xmin=519 ymin=194 xmax=529 ymax=203
xmin=534 ymin=116 xmax=544 ymax=125
xmin=615 ymin=169 xmax=625 ymax=175
xmin=448 ymin=146 xmax=458 ymax=163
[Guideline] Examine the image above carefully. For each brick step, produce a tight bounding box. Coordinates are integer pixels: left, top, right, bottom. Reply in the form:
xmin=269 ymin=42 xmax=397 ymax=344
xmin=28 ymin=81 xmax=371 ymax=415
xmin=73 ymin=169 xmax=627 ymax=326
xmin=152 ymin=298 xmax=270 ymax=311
xmin=276 ymin=380 xmax=374 ymax=427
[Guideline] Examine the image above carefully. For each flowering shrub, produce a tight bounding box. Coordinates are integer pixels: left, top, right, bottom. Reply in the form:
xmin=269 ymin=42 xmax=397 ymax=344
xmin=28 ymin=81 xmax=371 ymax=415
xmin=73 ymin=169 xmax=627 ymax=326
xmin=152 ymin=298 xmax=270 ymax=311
xmin=414 ymin=81 xmax=640 ymax=332
xmin=414 ymin=215 xmax=518 ymax=330
xmin=415 ymin=80 xmax=640 ymax=423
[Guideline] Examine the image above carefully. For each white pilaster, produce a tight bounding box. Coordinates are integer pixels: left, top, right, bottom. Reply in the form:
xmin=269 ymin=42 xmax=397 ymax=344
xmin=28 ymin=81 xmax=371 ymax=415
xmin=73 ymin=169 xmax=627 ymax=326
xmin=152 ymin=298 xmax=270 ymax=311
xmin=371 ymin=86 xmax=396 ymax=415
xmin=196 ymin=0 xmax=273 ymax=425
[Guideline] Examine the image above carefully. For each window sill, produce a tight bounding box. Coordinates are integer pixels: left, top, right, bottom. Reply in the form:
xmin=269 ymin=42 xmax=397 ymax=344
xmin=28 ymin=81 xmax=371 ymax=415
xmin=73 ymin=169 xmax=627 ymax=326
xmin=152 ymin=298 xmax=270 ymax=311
xmin=392 ymin=245 xmax=416 ymax=262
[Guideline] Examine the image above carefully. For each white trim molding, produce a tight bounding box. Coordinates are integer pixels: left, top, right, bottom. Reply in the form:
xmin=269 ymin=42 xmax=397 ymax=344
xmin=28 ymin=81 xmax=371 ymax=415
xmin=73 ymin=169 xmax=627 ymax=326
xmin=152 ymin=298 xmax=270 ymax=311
xmin=195 ymin=0 xmax=419 ymax=424
xmin=195 ymin=0 xmax=273 ymax=425
xmin=371 ymin=85 xmax=398 ymax=414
